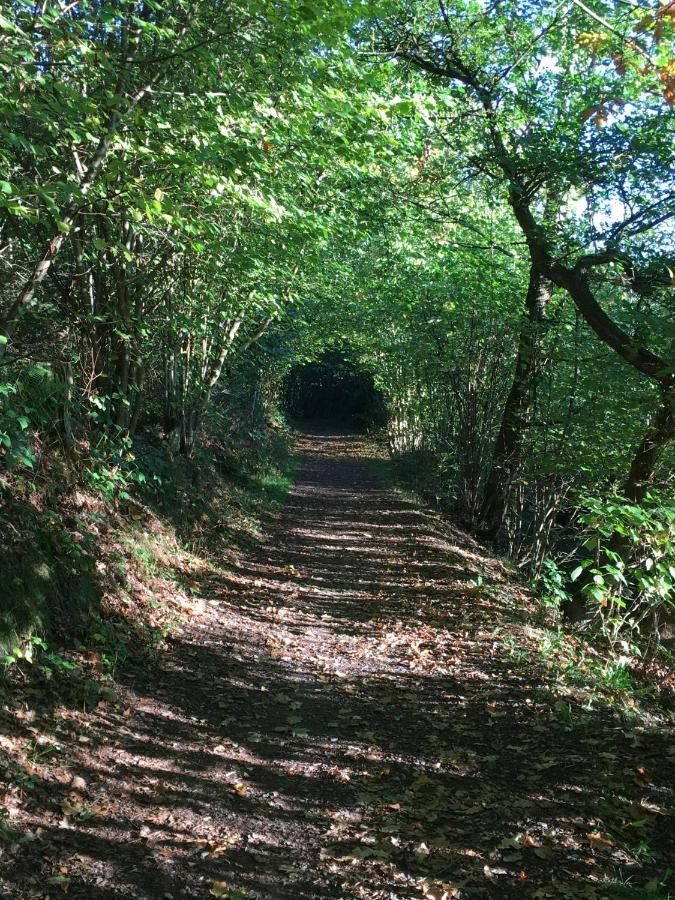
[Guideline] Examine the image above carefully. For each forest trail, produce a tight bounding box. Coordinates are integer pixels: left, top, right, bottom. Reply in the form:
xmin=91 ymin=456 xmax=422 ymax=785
xmin=2 ymin=431 xmax=673 ymax=900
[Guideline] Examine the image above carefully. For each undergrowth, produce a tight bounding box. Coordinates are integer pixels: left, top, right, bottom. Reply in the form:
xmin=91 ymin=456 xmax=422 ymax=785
xmin=390 ymin=450 xmax=675 ymax=720
xmin=0 ymin=418 xmax=295 ymax=693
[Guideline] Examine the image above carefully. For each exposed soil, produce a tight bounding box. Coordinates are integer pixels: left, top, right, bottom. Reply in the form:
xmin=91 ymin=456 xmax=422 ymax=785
xmin=1 ymin=430 xmax=673 ymax=899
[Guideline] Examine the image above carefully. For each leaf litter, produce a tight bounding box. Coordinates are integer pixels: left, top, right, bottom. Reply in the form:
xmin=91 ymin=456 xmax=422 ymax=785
xmin=0 ymin=431 xmax=673 ymax=898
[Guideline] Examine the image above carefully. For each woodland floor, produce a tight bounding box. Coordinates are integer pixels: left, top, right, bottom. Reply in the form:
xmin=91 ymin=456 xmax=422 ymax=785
xmin=1 ymin=429 xmax=674 ymax=900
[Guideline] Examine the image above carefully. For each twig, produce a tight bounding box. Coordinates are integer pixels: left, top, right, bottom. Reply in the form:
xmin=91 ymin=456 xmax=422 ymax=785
xmin=570 ymin=0 xmax=652 ymax=62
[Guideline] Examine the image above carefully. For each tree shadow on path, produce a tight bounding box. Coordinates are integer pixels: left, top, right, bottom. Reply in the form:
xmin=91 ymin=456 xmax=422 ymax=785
xmin=1 ymin=429 xmax=673 ymax=899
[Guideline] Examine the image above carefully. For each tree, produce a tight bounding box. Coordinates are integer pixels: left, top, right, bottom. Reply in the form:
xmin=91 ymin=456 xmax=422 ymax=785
xmin=375 ymin=0 xmax=674 ymax=563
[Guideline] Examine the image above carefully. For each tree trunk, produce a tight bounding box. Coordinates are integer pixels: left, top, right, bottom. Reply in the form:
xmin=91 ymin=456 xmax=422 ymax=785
xmin=480 ymin=265 xmax=552 ymax=540
xmin=176 ymin=313 xmax=274 ymax=456
xmin=622 ymin=383 xmax=675 ymax=503
xmin=566 ymin=384 xmax=674 ymax=623
xmin=0 ymin=113 xmax=122 ymax=355
xmin=393 ymin=46 xmax=674 ymax=624
xmin=128 ymin=363 xmax=145 ymax=436
xmin=59 ymin=362 xmax=76 ymax=450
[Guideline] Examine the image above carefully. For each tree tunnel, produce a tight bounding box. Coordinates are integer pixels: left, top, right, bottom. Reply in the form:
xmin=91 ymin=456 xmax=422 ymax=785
xmin=282 ymin=350 xmax=387 ymax=431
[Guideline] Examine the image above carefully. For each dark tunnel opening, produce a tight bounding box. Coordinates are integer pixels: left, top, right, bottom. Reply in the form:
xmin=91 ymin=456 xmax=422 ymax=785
xmin=282 ymin=350 xmax=387 ymax=432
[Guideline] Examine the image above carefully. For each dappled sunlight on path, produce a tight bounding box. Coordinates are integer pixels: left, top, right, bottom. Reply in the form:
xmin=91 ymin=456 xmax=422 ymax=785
xmin=1 ymin=430 xmax=673 ymax=899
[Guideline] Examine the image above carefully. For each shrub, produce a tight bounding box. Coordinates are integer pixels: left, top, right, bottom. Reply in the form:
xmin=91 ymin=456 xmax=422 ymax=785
xmin=571 ymin=493 xmax=675 ymax=649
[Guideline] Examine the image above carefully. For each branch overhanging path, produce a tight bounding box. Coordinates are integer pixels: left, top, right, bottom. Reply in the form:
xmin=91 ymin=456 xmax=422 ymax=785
xmin=2 ymin=430 xmax=673 ymax=899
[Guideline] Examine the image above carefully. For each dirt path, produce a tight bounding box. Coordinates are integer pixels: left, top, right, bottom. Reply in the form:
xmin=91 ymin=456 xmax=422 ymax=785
xmin=2 ymin=430 xmax=673 ymax=899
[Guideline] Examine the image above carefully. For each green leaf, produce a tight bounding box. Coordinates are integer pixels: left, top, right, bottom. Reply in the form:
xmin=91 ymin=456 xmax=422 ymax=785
xmin=390 ymin=98 xmax=415 ymax=115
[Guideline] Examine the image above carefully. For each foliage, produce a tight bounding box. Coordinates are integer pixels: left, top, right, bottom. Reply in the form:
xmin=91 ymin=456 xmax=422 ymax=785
xmin=0 ymin=0 xmax=674 ymax=651
xmin=573 ymin=493 xmax=675 ymax=647
xmin=0 ymin=4 xmax=674 ymax=884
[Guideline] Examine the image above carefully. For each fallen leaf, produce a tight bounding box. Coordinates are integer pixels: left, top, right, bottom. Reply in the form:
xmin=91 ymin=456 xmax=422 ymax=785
xmin=421 ymin=878 xmax=462 ymax=899
xmin=415 ymin=841 xmax=430 ymax=859
xmin=231 ymin=781 xmax=250 ymax=797
xmin=60 ymin=793 xmax=84 ymax=817
xmin=483 ymin=864 xmax=508 ymax=881
xmin=586 ymin=831 xmax=614 ymax=849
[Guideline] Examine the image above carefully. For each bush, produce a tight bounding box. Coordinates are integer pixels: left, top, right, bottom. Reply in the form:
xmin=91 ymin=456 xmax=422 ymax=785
xmin=571 ymin=493 xmax=675 ymax=648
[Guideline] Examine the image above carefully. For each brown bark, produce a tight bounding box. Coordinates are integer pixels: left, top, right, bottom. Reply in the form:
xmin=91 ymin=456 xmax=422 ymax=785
xmin=0 ymin=107 xmax=123 ymax=353
xmin=177 ymin=313 xmax=275 ymax=457
xmin=481 ymin=264 xmax=552 ymax=539
xmin=59 ymin=361 xmax=75 ymax=449
xmin=396 ymin=43 xmax=674 ymax=626
xmin=622 ymin=384 xmax=675 ymax=503
xmin=508 ymin=197 xmax=674 ymax=621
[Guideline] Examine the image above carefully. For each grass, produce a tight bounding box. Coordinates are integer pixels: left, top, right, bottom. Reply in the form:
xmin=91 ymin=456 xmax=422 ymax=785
xmin=515 ymin=621 xmax=674 ymax=726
